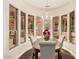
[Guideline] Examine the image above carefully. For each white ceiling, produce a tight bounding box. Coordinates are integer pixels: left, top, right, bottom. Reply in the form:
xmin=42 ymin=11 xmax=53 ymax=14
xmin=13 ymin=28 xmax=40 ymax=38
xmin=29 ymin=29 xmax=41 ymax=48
xmin=24 ymin=0 xmax=72 ymax=9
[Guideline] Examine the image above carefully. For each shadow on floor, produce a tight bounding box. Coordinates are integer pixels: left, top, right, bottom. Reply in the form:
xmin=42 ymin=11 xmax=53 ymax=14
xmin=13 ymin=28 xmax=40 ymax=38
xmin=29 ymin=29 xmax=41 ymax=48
xmin=19 ymin=49 xmax=75 ymax=59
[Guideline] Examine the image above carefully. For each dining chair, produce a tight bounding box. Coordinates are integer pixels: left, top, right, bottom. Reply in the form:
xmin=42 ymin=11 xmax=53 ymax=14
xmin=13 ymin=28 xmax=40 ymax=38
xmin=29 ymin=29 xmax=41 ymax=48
xmin=28 ymin=36 xmax=35 ymax=59
xmin=55 ymin=36 xmax=65 ymax=59
xmin=39 ymin=41 xmax=56 ymax=59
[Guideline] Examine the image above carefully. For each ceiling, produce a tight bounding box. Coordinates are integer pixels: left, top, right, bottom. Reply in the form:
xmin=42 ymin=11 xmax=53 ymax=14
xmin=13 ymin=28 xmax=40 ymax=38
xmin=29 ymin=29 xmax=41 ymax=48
xmin=24 ymin=0 xmax=72 ymax=9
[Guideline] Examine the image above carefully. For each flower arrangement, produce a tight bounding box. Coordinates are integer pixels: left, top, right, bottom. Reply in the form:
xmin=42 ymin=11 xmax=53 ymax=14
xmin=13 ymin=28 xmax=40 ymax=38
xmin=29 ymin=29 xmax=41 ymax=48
xmin=43 ymin=28 xmax=50 ymax=41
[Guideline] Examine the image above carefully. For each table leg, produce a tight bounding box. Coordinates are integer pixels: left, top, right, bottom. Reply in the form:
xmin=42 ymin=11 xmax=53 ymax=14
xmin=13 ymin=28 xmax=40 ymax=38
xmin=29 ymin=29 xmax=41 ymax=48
xmin=35 ymin=50 xmax=38 ymax=59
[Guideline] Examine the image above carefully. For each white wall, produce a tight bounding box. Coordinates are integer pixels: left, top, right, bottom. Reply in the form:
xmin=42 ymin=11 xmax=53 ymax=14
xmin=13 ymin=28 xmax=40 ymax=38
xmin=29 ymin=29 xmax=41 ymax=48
xmin=4 ymin=0 xmax=75 ymax=59
xmin=9 ymin=0 xmax=45 ymax=59
xmin=3 ymin=0 xmax=9 ymax=59
xmin=47 ymin=0 xmax=75 ymax=16
xmin=3 ymin=0 xmax=44 ymax=59
xmin=47 ymin=0 xmax=76 ymax=57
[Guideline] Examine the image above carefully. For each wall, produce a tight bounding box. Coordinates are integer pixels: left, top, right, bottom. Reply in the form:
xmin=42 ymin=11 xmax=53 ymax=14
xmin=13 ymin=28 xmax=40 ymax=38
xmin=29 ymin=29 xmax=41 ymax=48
xmin=47 ymin=0 xmax=75 ymax=16
xmin=3 ymin=0 xmax=9 ymax=59
xmin=4 ymin=0 xmax=76 ymax=59
xmin=47 ymin=0 xmax=76 ymax=57
xmin=4 ymin=0 xmax=44 ymax=59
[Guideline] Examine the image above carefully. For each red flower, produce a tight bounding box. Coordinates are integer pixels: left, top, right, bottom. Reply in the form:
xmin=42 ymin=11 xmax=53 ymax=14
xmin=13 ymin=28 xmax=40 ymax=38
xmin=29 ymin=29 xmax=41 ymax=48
xmin=43 ymin=29 xmax=50 ymax=37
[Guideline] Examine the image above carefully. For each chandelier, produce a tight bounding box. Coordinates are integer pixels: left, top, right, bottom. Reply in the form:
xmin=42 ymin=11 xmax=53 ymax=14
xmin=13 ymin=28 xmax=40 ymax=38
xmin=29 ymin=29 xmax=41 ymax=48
xmin=44 ymin=0 xmax=50 ymax=20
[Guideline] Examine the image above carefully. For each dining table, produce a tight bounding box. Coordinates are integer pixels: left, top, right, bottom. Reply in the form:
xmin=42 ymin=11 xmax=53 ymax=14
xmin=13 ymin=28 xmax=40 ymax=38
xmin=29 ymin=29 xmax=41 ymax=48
xmin=33 ymin=39 xmax=62 ymax=59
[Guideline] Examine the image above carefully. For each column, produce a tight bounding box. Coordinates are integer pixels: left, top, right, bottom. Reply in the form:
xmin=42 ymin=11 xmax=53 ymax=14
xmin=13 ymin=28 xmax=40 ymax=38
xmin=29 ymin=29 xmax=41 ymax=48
xmin=67 ymin=14 xmax=70 ymax=42
xmin=42 ymin=16 xmax=44 ymax=39
xmin=50 ymin=16 xmax=53 ymax=39
xmin=26 ymin=13 xmax=28 ymax=41
xmin=52 ymin=16 xmax=54 ymax=39
xmin=34 ymin=16 xmax=36 ymax=40
xmin=17 ymin=10 xmax=21 ymax=45
xmin=59 ymin=16 xmax=62 ymax=39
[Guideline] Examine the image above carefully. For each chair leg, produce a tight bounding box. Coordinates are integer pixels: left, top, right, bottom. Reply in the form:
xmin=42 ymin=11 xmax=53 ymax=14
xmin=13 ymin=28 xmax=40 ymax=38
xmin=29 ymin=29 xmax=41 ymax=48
xmin=55 ymin=49 xmax=62 ymax=59
xmin=32 ymin=53 xmax=35 ymax=59
xmin=57 ymin=49 xmax=62 ymax=59
xmin=35 ymin=51 xmax=38 ymax=59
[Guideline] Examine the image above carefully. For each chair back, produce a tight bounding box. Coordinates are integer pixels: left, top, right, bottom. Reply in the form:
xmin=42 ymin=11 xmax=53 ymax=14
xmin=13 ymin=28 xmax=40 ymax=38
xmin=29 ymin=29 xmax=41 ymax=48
xmin=28 ymin=36 xmax=33 ymax=46
xmin=60 ymin=36 xmax=65 ymax=49
xmin=40 ymin=41 xmax=56 ymax=59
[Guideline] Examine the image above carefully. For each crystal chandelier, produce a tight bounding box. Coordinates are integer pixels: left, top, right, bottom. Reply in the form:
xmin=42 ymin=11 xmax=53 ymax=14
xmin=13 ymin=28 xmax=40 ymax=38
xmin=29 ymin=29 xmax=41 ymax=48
xmin=44 ymin=0 xmax=50 ymax=20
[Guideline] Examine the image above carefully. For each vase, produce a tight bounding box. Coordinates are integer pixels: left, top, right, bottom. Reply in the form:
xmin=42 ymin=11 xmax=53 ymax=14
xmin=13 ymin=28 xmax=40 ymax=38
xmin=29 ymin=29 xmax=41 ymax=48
xmin=44 ymin=36 xmax=49 ymax=41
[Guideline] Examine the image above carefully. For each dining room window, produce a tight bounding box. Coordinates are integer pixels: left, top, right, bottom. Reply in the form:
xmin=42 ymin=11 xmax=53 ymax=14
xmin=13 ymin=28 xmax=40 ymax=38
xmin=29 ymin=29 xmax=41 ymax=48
xmin=36 ymin=16 xmax=43 ymax=36
xmin=28 ymin=15 xmax=34 ymax=36
xmin=53 ymin=16 xmax=59 ymax=40
xmin=20 ymin=11 xmax=26 ymax=43
xmin=44 ymin=16 xmax=50 ymax=30
xmin=61 ymin=15 xmax=67 ymax=41
xmin=9 ymin=5 xmax=18 ymax=49
xmin=69 ymin=11 xmax=75 ymax=44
